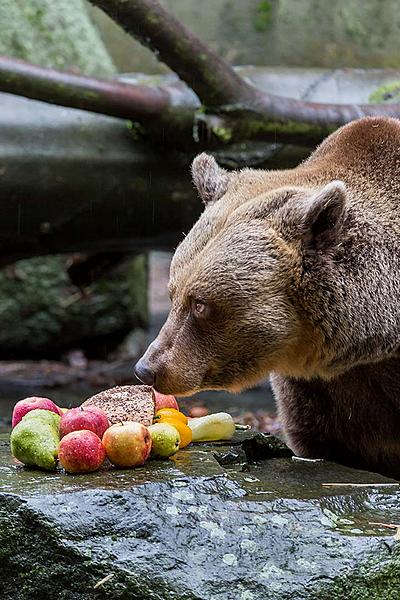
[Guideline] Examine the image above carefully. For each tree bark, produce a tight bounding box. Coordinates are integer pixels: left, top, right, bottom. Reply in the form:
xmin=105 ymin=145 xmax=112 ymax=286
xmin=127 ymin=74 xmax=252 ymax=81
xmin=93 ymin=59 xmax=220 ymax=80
xmin=0 ymin=55 xmax=171 ymax=121
xmin=88 ymin=0 xmax=254 ymax=107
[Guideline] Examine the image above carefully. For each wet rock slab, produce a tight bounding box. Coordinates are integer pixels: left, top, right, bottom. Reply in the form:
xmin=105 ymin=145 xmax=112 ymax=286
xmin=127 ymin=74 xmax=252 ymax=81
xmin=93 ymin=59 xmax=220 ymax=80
xmin=1 ymin=433 xmax=400 ymax=599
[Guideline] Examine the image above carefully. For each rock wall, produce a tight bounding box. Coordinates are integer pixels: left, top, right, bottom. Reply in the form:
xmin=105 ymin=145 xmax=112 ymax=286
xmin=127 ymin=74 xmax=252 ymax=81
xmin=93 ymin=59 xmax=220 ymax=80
xmin=0 ymin=255 xmax=147 ymax=357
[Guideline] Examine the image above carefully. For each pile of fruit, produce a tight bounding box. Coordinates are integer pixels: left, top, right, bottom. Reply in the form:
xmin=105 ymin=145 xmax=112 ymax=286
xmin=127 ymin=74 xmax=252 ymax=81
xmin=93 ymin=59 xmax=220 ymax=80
xmin=9 ymin=386 xmax=236 ymax=474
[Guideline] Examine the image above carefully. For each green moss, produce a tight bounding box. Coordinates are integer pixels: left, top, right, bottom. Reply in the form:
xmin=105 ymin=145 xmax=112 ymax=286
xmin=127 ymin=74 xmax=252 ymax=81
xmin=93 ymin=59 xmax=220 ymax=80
xmin=212 ymin=125 xmax=233 ymax=143
xmin=315 ymin=545 xmax=400 ymax=600
xmin=146 ymin=13 xmax=160 ymax=25
xmin=369 ymin=81 xmax=400 ymax=104
xmin=253 ymin=0 xmax=272 ymax=32
xmin=126 ymin=120 xmax=145 ymax=141
xmin=241 ymin=116 xmax=336 ymax=146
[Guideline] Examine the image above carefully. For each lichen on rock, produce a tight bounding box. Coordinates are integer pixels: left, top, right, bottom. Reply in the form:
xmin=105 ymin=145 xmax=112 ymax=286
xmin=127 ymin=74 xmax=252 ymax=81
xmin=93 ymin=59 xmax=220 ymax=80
xmin=369 ymin=81 xmax=400 ymax=104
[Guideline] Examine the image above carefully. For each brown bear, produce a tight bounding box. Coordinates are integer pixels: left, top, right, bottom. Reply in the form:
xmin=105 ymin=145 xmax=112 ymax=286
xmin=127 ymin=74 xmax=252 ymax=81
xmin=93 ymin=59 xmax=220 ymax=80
xmin=135 ymin=116 xmax=400 ymax=478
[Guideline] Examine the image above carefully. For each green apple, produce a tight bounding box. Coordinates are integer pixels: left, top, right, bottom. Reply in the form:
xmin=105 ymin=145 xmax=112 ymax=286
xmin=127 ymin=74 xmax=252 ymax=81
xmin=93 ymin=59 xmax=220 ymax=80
xmin=148 ymin=423 xmax=180 ymax=459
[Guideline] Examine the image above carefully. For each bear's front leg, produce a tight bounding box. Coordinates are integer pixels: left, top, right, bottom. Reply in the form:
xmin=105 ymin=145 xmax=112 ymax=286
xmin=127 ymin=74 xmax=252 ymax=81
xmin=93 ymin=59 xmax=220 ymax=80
xmin=270 ymin=373 xmax=362 ymax=468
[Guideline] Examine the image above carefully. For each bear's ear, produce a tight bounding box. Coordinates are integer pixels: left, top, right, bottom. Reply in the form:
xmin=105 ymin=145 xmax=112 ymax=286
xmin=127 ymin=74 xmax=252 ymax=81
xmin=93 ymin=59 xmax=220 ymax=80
xmin=191 ymin=153 xmax=231 ymax=205
xmin=282 ymin=181 xmax=346 ymax=246
xmin=301 ymin=181 xmax=346 ymax=242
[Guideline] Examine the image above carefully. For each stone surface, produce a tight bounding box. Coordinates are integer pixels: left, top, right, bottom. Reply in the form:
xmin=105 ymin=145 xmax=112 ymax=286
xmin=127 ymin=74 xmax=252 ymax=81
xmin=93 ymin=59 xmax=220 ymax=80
xmin=1 ymin=432 xmax=400 ymax=599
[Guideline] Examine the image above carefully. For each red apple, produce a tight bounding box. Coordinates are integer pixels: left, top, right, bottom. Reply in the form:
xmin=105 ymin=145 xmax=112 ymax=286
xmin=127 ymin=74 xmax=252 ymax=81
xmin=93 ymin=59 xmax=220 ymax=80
xmin=102 ymin=422 xmax=152 ymax=468
xmin=12 ymin=396 xmax=62 ymax=429
xmin=152 ymin=390 xmax=179 ymax=411
xmin=60 ymin=406 xmax=110 ymax=439
xmin=59 ymin=430 xmax=106 ymax=474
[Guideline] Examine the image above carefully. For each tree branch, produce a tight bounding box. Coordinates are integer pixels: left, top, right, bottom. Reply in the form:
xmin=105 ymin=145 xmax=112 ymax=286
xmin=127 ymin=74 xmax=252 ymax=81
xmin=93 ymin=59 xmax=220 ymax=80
xmin=0 ymin=54 xmax=171 ymax=122
xmin=197 ymin=100 xmax=400 ymax=148
xmin=0 ymin=52 xmax=400 ymax=149
xmin=88 ymin=0 xmax=400 ymax=141
xmin=0 ymin=1 xmax=398 ymax=150
xmin=88 ymin=0 xmax=254 ymax=107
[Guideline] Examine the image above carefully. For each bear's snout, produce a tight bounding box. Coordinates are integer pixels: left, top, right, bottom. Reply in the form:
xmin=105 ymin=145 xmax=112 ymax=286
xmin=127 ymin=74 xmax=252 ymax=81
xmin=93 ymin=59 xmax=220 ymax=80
xmin=134 ymin=338 xmax=171 ymax=392
xmin=134 ymin=329 xmax=202 ymax=396
xmin=133 ymin=358 xmax=155 ymax=386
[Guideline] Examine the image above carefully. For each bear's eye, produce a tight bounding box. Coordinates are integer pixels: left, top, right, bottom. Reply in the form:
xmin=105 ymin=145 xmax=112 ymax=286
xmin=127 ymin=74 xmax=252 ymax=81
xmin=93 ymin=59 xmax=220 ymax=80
xmin=191 ymin=298 xmax=207 ymax=317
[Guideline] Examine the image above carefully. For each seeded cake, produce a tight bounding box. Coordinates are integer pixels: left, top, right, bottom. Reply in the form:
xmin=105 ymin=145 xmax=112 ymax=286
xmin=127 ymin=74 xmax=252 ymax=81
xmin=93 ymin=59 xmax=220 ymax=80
xmin=81 ymin=385 xmax=155 ymax=426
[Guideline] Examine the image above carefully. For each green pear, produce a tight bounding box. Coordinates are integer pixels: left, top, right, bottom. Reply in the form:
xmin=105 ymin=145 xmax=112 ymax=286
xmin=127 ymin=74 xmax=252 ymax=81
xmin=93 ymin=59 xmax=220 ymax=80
xmin=21 ymin=408 xmax=61 ymax=428
xmin=10 ymin=409 xmax=61 ymax=471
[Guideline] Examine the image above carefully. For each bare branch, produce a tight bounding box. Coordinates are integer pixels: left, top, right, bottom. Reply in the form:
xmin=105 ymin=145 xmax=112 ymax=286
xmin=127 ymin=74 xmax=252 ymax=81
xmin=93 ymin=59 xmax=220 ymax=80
xmin=0 ymin=52 xmax=399 ymax=150
xmin=0 ymin=54 xmax=171 ymax=122
xmin=88 ymin=0 xmax=400 ymax=143
xmin=88 ymin=0 xmax=254 ymax=106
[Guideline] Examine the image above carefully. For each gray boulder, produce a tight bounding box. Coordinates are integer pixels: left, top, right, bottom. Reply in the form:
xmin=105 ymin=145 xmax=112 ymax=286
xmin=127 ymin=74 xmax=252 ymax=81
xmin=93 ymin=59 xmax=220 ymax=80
xmin=0 ymin=432 xmax=399 ymax=599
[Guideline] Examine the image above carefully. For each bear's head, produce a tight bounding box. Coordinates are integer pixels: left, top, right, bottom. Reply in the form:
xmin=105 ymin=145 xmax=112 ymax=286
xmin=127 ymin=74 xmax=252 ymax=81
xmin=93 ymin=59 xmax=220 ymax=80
xmin=135 ymin=154 xmax=347 ymax=395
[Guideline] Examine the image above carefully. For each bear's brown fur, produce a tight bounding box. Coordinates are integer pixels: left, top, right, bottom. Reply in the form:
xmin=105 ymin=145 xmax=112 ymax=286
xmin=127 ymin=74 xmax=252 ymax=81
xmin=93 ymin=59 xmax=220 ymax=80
xmin=136 ymin=116 xmax=400 ymax=478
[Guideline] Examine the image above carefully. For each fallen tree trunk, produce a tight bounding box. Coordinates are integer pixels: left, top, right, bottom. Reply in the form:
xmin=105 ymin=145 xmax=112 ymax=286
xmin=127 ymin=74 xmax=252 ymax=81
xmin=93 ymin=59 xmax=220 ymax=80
xmin=1 ymin=67 xmax=399 ymax=266
xmin=0 ymin=87 xmax=200 ymax=266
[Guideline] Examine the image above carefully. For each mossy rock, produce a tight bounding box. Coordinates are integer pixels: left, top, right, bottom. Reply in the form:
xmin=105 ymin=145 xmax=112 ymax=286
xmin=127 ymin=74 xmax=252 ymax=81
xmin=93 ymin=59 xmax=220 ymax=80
xmin=1 ymin=433 xmax=400 ymax=599
xmin=0 ymin=255 xmax=147 ymax=356
xmin=0 ymin=0 xmax=115 ymax=75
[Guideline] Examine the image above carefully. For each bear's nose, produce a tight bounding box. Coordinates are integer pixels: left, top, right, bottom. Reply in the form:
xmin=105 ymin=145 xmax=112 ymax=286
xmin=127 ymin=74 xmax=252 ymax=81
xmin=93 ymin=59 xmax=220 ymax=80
xmin=134 ymin=359 xmax=155 ymax=386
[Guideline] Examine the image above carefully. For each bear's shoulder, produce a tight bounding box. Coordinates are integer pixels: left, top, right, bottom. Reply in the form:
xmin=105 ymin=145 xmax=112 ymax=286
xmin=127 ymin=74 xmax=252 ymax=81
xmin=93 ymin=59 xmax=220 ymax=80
xmin=307 ymin=116 xmax=400 ymax=168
